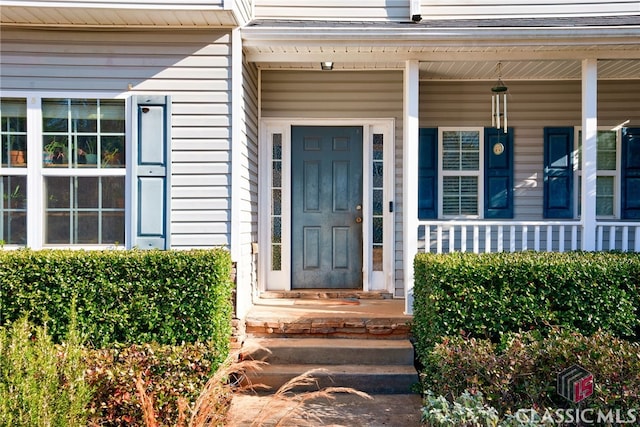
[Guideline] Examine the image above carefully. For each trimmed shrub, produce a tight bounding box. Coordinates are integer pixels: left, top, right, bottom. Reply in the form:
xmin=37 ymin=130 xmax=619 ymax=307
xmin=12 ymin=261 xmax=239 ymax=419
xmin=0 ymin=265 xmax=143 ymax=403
xmin=0 ymin=249 xmax=233 ymax=354
xmin=0 ymin=317 xmax=92 ymax=427
xmin=84 ymin=342 xmax=220 ymax=426
xmin=413 ymin=251 xmax=640 ymax=358
xmin=420 ymin=329 xmax=640 ymax=415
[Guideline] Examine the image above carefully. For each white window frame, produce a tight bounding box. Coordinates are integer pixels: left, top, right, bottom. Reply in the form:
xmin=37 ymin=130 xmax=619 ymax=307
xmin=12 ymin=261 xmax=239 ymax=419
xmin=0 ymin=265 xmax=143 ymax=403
xmin=574 ymin=126 xmax=621 ymax=219
xmin=0 ymin=91 xmax=130 ymax=249
xmin=438 ymin=127 xmax=484 ymax=219
xmin=259 ymin=118 xmax=395 ymax=294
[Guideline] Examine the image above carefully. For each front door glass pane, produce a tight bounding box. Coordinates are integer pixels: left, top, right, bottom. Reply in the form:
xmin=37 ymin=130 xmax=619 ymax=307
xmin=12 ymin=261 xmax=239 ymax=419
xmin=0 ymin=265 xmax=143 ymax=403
xmin=372 ymin=133 xmax=384 ymax=271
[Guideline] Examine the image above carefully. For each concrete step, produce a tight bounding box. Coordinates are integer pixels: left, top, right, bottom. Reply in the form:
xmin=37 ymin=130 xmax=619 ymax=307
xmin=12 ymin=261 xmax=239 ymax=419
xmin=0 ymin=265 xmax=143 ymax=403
xmin=241 ymin=337 xmax=419 ymax=395
xmin=246 ymin=337 xmax=415 ymax=366
xmin=245 ymin=364 xmax=419 ymax=394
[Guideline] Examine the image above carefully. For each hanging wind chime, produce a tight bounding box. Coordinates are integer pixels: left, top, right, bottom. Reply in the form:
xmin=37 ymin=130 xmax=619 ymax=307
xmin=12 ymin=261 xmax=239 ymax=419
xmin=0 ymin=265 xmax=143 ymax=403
xmin=491 ymin=62 xmax=508 ymax=133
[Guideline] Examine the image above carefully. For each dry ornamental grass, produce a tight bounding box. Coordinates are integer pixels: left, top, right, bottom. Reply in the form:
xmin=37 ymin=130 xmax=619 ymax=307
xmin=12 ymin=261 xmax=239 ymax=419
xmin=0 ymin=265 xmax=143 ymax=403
xmin=135 ymin=343 xmax=372 ymax=427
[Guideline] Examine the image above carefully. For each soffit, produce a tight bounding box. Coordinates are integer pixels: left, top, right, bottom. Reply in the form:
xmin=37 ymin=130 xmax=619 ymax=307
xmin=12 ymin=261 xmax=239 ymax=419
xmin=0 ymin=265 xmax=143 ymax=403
xmin=0 ymin=5 xmax=238 ymax=28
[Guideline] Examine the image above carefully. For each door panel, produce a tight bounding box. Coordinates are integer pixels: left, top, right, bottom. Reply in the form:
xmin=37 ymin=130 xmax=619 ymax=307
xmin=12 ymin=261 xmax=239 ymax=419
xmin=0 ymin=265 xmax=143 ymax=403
xmin=292 ymin=126 xmax=363 ymax=289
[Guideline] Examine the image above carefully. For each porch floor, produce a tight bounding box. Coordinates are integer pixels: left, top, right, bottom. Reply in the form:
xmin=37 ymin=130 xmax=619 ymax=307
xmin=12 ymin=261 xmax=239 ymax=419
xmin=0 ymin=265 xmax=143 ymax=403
xmin=244 ymin=295 xmax=412 ymax=340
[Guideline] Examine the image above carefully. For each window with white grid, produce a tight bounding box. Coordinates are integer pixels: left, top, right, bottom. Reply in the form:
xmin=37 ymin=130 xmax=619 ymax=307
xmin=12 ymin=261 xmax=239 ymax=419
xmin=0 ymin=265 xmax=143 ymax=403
xmin=440 ymin=129 xmax=482 ymax=217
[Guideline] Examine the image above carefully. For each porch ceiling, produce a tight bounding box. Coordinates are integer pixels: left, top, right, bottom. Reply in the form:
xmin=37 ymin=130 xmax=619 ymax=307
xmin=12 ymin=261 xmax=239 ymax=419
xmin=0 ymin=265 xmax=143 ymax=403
xmin=243 ymin=17 xmax=640 ymax=80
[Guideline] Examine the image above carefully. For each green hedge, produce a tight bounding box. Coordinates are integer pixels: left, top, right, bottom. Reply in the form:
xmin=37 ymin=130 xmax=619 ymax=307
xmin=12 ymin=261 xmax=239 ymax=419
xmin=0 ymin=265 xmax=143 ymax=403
xmin=413 ymin=251 xmax=640 ymax=360
xmin=0 ymin=249 xmax=234 ymax=352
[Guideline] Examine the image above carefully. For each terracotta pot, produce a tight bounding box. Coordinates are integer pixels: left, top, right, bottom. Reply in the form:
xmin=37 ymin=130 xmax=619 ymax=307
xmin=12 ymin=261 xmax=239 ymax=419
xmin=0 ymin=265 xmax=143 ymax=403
xmin=9 ymin=150 xmax=25 ymax=166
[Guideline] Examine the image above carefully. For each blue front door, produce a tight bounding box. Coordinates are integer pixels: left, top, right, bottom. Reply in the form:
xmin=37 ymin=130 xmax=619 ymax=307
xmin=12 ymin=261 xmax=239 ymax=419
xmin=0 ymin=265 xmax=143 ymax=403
xmin=291 ymin=126 xmax=363 ymax=289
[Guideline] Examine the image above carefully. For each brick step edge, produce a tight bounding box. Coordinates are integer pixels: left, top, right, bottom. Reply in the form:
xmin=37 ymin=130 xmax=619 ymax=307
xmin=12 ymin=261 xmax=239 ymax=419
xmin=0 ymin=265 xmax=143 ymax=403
xmin=260 ymin=291 xmax=393 ymax=300
xmin=246 ymin=318 xmax=413 ymax=339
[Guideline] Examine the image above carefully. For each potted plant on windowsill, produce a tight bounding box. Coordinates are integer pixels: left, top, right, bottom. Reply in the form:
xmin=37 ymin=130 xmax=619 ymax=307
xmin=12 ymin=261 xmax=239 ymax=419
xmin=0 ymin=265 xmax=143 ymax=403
xmin=102 ymin=147 xmax=121 ymax=168
xmin=77 ymin=140 xmax=97 ymax=165
xmin=44 ymin=140 xmax=67 ymax=165
xmin=85 ymin=149 xmax=98 ymax=165
xmin=9 ymin=139 xmax=26 ymax=166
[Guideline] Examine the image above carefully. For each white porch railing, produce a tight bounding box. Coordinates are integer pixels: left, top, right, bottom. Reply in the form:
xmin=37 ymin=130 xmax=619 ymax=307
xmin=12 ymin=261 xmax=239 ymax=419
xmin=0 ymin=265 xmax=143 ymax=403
xmin=418 ymin=220 xmax=640 ymax=254
xmin=595 ymin=221 xmax=640 ymax=252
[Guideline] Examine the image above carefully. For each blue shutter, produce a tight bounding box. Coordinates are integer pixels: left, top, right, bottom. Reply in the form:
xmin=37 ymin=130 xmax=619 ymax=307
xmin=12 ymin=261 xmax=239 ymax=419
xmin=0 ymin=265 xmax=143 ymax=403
xmin=132 ymin=95 xmax=170 ymax=249
xmin=621 ymin=127 xmax=640 ymax=219
xmin=418 ymin=128 xmax=437 ymax=219
xmin=484 ymin=128 xmax=514 ymax=218
xmin=543 ymin=127 xmax=574 ymax=218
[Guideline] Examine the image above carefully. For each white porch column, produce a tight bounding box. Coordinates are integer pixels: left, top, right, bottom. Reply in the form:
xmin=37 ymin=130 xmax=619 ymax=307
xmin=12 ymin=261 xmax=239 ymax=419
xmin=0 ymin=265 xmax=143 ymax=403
xmin=403 ymin=60 xmax=420 ymax=314
xmin=581 ymin=59 xmax=598 ymax=251
xmin=230 ymin=27 xmax=252 ymax=319
xmin=230 ymin=27 xmax=243 ymax=262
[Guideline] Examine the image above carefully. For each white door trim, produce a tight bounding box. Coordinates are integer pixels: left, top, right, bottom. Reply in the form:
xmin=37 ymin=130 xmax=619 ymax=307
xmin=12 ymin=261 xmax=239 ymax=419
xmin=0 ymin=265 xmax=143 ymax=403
xmin=259 ymin=118 xmax=395 ymax=293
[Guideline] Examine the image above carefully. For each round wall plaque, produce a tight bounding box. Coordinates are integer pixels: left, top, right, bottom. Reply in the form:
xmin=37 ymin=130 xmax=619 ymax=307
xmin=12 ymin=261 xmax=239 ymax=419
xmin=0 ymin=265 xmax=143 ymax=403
xmin=493 ymin=142 xmax=505 ymax=155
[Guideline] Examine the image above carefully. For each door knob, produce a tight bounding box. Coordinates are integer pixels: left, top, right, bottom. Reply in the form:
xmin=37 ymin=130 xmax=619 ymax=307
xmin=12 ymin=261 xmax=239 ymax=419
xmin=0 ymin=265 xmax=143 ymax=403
xmin=355 ymin=217 xmax=363 ymax=223
xmin=356 ymin=204 xmax=362 ymax=211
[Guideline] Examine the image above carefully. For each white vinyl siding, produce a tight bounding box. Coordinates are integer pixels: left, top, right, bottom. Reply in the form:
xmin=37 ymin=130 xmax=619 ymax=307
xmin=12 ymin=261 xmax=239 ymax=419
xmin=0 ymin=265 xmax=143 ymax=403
xmin=260 ymin=69 xmax=405 ymax=296
xmin=420 ymin=1 xmax=640 ymax=19
xmin=232 ymin=0 xmax=254 ymax=24
xmin=0 ymin=27 xmax=233 ymax=249
xmin=239 ymin=59 xmax=259 ymax=255
xmin=254 ymin=0 xmax=409 ymax=21
xmin=234 ymin=58 xmax=260 ymax=318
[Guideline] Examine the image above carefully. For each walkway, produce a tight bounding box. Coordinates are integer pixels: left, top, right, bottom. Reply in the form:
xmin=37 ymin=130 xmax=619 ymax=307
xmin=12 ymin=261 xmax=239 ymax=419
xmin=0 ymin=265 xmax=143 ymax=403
xmin=226 ymin=393 xmax=423 ymax=426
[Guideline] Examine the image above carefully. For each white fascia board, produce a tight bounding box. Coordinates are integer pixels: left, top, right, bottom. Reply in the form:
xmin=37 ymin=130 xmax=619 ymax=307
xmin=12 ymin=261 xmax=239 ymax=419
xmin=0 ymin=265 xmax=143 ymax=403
xmin=242 ymin=26 xmax=640 ymax=48
xmin=245 ymin=49 xmax=640 ymax=64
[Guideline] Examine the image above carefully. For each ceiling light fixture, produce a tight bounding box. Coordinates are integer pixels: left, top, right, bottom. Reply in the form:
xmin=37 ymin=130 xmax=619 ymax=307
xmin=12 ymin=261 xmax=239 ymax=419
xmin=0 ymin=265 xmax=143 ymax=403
xmin=320 ymin=61 xmax=333 ymax=71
